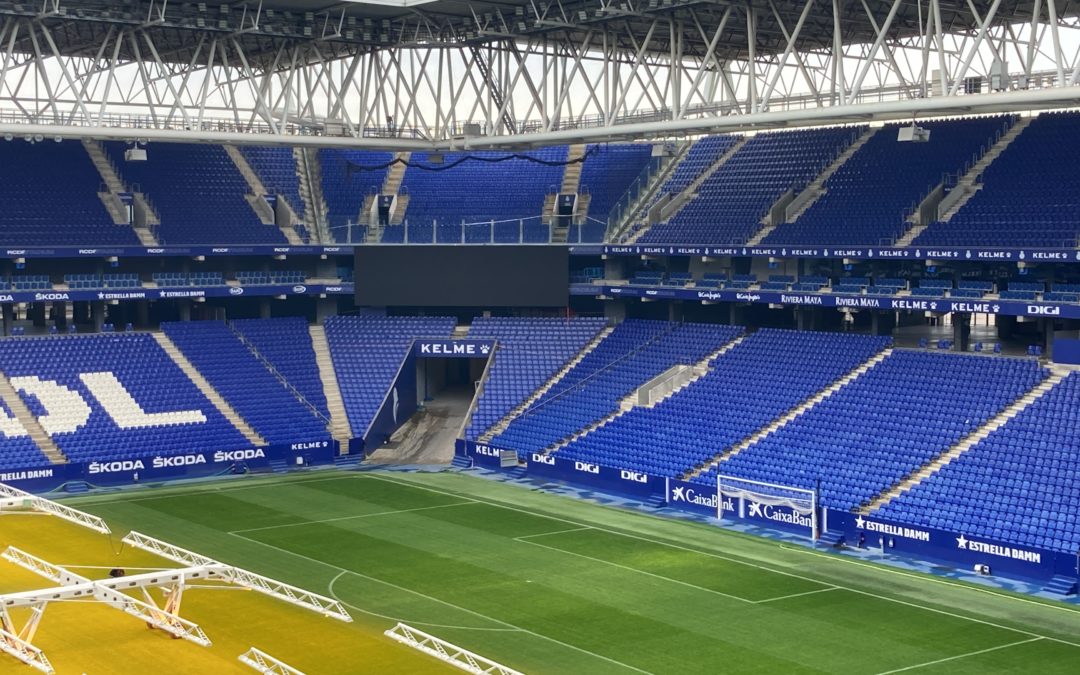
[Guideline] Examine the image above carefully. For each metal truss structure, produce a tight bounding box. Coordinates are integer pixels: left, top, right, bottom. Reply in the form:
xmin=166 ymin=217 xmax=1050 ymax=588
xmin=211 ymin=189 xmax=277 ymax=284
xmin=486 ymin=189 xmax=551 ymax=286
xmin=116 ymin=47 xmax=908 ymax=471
xmin=0 ymin=483 xmax=111 ymax=534
xmin=0 ymin=530 xmax=352 ymax=673
xmin=238 ymin=647 xmax=307 ymax=675
xmin=384 ymin=622 xmax=525 ymax=675
xmin=1 ymin=1 xmax=1080 ymax=149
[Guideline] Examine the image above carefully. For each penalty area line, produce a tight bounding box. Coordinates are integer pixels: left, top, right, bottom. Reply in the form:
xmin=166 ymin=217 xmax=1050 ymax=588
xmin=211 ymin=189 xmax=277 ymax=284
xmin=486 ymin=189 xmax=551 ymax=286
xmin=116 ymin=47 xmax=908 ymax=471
xmin=230 ymin=530 xmax=657 ymax=675
xmin=229 ymin=500 xmax=477 ymax=534
xmin=874 ymin=637 xmax=1044 ymax=675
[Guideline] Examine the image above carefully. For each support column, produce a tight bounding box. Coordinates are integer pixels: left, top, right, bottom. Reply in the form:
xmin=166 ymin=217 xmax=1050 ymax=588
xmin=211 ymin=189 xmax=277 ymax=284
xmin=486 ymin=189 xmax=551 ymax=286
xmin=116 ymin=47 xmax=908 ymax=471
xmin=30 ymin=302 xmax=46 ymax=328
xmin=316 ymin=297 xmax=337 ymax=324
xmin=953 ymin=312 xmax=971 ymax=351
xmin=91 ymin=301 xmax=105 ymax=331
xmin=2 ymin=304 xmax=13 ymax=336
xmin=136 ymin=301 xmax=150 ymax=327
xmin=178 ymin=299 xmax=192 ymax=322
xmin=259 ymin=298 xmax=272 ymax=319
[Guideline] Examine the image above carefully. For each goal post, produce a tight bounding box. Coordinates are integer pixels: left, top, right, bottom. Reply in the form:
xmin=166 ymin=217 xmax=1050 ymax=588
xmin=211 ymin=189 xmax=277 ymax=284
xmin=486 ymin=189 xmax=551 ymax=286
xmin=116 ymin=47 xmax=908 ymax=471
xmin=716 ymin=474 xmax=819 ymax=539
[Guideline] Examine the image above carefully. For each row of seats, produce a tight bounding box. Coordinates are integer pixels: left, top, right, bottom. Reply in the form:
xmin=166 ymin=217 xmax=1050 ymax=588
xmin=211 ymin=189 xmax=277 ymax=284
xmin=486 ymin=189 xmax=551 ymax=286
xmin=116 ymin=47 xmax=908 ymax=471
xmin=492 ymin=320 xmax=744 ymax=455
xmin=463 ymin=317 xmax=608 ymax=439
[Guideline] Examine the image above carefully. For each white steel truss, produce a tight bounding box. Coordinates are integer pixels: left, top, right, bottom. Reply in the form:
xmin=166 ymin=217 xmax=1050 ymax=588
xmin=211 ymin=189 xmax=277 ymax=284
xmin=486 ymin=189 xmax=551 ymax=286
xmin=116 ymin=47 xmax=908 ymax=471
xmin=0 ymin=483 xmax=111 ymax=534
xmin=384 ymin=622 xmax=525 ymax=675
xmin=238 ymin=647 xmax=307 ymax=675
xmin=0 ymin=2 xmax=1079 ymax=148
xmin=121 ymin=531 xmax=353 ymax=622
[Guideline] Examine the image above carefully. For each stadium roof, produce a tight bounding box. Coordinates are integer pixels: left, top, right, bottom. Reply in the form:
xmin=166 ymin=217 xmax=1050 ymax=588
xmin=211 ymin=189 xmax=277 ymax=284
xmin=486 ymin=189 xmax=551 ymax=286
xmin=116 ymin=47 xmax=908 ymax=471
xmin=2 ymin=0 xmax=1073 ymax=68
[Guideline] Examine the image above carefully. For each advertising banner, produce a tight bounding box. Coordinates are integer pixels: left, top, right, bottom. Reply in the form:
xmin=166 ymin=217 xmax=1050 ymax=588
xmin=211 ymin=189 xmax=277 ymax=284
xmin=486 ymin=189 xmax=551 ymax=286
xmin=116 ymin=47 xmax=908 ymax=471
xmin=526 ymin=453 xmax=665 ymax=498
xmin=0 ymin=439 xmax=337 ymax=493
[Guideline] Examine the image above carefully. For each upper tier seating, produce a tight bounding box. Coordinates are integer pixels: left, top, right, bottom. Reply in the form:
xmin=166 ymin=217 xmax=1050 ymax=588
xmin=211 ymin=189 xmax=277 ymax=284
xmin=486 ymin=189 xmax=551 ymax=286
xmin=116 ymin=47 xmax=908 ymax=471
xmin=463 ymin=317 xmax=608 ymax=440
xmin=710 ymin=351 xmax=1047 ymax=509
xmin=324 ymin=315 xmax=456 ymax=436
xmin=558 ymin=330 xmax=889 ymax=477
xmin=0 ymin=334 xmax=251 ymax=463
xmin=105 ymin=142 xmax=285 ymax=245
xmin=162 ymin=322 xmax=330 ymax=445
xmin=765 ymin=116 xmax=1011 ymax=246
xmin=239 ymin=146 xmax=304 ymax=219
xmin=915 ymin=111 xmax=1080 ymax=248
xmin=0 ymin=140 xmax=137 ymax=246
xmin=577 ymin=144 xmax=654 ymax=237
xmin=642 ymin=127 xmax=861 ymax=245
xmin=229 ymin=318 xmax=329 ymax=419
xmin=392 ymin=149 xmax=568 ymax=237
xmin=639 ymin=136 xmax=739 ymax=218
xmin=491 ymin=320 xmax=743 ymax=456
xmin=876 ymin=373 xmax=1080 ymax=553
xmin=320 ymin=150 xmax=393 ymax=231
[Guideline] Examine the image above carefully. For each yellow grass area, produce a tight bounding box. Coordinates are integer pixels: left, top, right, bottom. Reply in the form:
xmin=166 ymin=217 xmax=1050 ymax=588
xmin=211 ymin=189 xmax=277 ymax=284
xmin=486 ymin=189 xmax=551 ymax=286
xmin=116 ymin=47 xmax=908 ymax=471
xmin=0 ymin=514 xmax=453 ymax=675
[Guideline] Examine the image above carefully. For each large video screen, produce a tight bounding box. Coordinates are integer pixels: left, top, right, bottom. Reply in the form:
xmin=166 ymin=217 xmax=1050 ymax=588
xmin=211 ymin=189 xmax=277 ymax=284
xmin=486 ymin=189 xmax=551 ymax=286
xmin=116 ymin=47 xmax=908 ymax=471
xmin=355 ymin=246 xmax=569 ymax=307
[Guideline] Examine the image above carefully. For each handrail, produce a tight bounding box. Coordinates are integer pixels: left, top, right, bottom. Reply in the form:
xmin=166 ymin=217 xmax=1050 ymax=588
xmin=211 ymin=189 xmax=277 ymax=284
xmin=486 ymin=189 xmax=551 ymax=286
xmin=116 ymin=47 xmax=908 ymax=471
xmin=226 ymin=321 xmax=332 ymax=428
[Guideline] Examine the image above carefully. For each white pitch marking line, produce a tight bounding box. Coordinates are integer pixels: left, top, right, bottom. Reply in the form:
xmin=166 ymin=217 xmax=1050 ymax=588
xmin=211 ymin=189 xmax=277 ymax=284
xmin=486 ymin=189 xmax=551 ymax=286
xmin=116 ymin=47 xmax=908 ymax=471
xmin=229 ymin=500 xmax=477 ymax=534
xmin=752 ymin=587 xmax=840 ymax=604
xmin=514 ymin=526 xmax=594 ymax=540
xmin=515 ymin=536 xmax=756 ymax=604
xmin=230 ymin=531 xmax=657 ymax=675
xmin=360 ymin=473 xmax=1080 ymax=651
xmin=874 ymin=637 xmax=1044 ymax=675
xmin=66 ymin=474 xmax=358 ymax=505
xmin=327 ymin=571 xmax=520 ymax=633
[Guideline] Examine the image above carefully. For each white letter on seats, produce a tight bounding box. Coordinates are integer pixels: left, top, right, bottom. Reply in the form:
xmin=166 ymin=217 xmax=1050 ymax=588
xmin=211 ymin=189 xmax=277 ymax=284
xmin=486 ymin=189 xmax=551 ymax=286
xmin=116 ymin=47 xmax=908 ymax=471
xmin=79 ymin=371 xmax=206 ymax=429
xmin=10 ymin=376 xmax=91 ymax=436
xmin=0 ymin=403 xmax=28 ymax=438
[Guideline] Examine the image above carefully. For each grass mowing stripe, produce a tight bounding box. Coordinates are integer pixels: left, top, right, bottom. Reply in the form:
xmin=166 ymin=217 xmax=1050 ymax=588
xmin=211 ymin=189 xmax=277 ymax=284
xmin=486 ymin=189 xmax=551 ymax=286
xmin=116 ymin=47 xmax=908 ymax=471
xmin=874 ymin=637 xmax=1045 ymax=674
xmin=327 ymin=571 xmax=521 ymax=632
xmin=64 ymin=474 xmax=359 ymax=505
xmin=229 ymin=530 xmax=657 ymax=675
xmin=515 ymin=526 xmax=594 ymax=539
xmin=781 ymin=543 xmax=1080 ymax=618
xmin=362 ymin=473 xmax=1080 ymax=650
xmin=514 ymin=535 xmax=757 ymax=603
xmin=229 ymin=500 xmax=477 ymax=534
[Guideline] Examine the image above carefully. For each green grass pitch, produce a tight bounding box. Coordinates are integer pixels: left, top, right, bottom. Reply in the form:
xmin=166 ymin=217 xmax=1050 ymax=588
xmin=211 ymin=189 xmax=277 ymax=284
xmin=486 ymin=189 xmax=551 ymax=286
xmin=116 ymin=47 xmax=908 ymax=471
xmin=19 ymin=469 xmax=1080 ymax=674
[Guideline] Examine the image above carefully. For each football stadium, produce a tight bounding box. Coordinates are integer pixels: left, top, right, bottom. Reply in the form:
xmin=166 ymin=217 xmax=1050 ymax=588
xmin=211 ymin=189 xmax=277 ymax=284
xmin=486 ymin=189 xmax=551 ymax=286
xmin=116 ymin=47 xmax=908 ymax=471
xmin=3 ymin=1 xmax=1080 ymax=673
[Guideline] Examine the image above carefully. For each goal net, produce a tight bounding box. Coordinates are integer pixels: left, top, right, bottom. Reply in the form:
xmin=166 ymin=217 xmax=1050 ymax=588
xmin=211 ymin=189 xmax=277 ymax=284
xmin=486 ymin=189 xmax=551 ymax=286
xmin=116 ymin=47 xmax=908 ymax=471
xmin=716 ymin=474 xmax=818 ymax=538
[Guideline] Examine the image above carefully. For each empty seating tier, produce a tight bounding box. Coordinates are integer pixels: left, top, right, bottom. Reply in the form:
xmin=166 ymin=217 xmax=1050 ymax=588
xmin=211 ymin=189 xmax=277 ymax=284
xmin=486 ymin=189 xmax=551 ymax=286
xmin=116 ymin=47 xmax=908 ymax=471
xmin=558 ymin=329 xmax=889 ymax=478
xmin=161 ymin=322 xmax=330 ymax=445
xmin=491 ymin=320 xmax=743 ymax=456
xmin=105 ymin=142 xmax=285 ymax=245
xmin=709 ymin=351 xmax=1047 ymax=509
xmin=876 ymin=372 xmax=1080 ymax=553
xmin=0 ymin=334 xmax=251 ymax=464
xmin=464 ymin=317 xmax=608 ymax=440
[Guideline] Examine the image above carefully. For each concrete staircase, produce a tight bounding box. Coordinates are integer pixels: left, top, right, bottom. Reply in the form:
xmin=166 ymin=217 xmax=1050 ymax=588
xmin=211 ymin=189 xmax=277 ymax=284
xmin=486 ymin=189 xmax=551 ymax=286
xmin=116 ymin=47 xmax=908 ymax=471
xmin=295 ymin=147 xmax=330 ymax=244
xmin=0 ymin=373 xmax=67 ymax=464
xmin=225 ymin=145 xmax=303 ymax=245
xmin=609 ymin=141 xmax=691 ymax=243
xmin=479 ymin=326 xmax=614 ymax=442
xmin=687 ymin=348 xmax=894 ymax=480
xmin=781 ymin=127 xmax=879 ymax=226
xmin=561 ymin=144 xmax=588 ymax=194
xmin=82 ymin=140 xmax=159 ymax=246
xmin=626 ymin=136 xmax=748 ymax=244
xmin=862 ymin=370 xmax=1066 ymax=513
xmin=936 ymin=116 xmax=1032 ymax=225
xmin=383 ymin=152 xmax=410 ymax=196
xmin=309 ymin=325 xmax=353 ymax=446
xmin=151 ymin=332 xmax=267 ymax=446
xmin=539 ymin=335 xmax=747 ymax=456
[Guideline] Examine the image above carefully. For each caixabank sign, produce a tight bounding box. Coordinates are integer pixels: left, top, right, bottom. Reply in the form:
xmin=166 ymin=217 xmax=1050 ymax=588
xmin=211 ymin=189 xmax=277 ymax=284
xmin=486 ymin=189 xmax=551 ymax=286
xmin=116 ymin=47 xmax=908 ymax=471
xmin=0 ymin=439 xmax=337 ymax=492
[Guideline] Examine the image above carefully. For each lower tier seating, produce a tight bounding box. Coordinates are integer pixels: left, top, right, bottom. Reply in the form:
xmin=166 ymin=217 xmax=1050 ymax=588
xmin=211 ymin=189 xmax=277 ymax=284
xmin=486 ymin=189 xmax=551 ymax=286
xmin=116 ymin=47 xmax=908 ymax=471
xmin=876 ymin=372 xmax=1079 ymax=553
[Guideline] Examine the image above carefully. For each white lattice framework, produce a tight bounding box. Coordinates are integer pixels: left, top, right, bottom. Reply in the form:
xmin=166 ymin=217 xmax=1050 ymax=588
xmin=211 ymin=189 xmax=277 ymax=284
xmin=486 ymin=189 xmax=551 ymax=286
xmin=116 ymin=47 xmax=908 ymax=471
xmin=238 ymin=647 xmax=307 ymax=675
xmin=121 ymin=531 xmax=353 ymax=622
xmin=384 ymin=622 xmax=525 ymax=675
xmin=717 ymin=474 xmax=818 ymax=537
xmin=0 ymin=483 xmax=111 ymax=534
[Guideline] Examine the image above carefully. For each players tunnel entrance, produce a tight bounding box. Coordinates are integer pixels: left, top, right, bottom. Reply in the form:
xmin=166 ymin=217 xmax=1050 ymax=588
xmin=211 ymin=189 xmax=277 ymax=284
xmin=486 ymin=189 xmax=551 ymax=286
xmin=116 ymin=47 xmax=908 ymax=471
xmin=361 ymin=338 xmax=495 ymax=455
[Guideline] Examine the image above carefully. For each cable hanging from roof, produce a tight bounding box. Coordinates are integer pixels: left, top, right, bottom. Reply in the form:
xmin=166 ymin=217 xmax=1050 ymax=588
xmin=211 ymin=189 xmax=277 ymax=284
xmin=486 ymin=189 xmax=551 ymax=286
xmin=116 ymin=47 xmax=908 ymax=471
xmin=344 ymin=145 xmax=600 ymax=177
